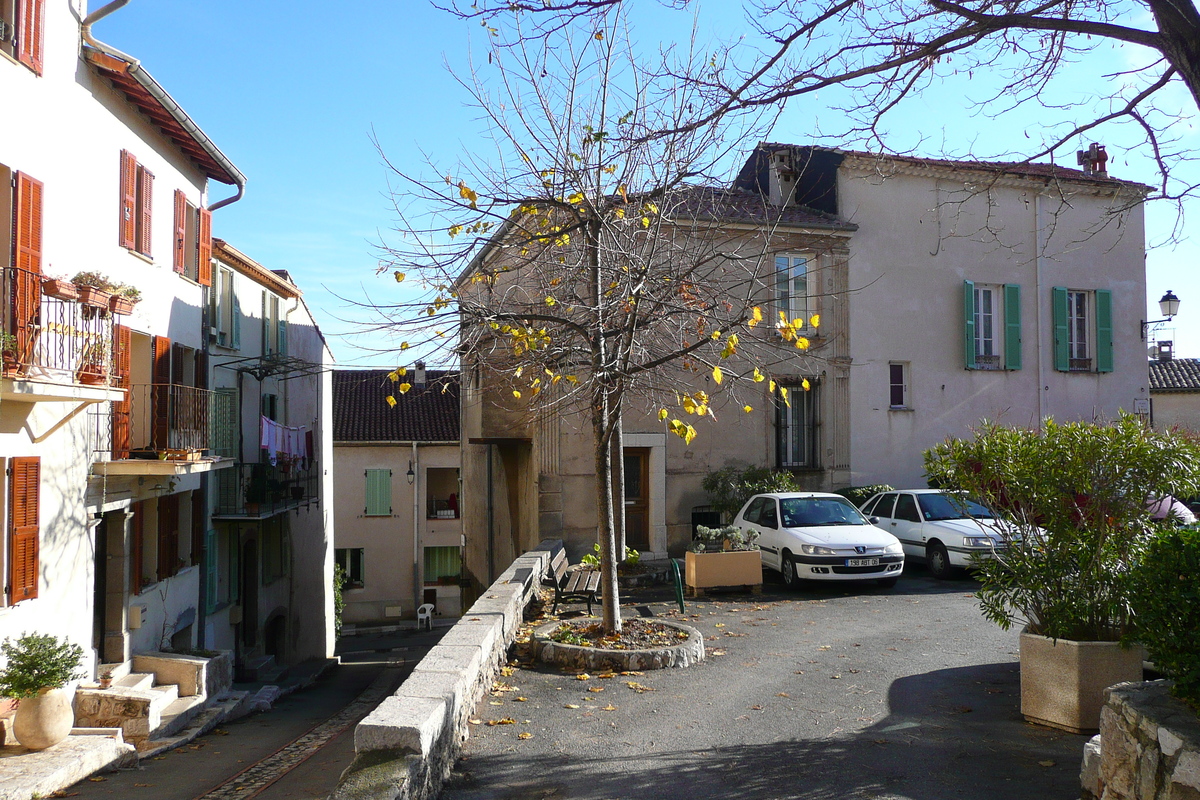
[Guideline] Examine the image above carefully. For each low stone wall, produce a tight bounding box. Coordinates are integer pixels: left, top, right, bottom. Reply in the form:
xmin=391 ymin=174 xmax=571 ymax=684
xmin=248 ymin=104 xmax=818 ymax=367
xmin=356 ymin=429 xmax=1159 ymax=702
xmin=329 ymin=540 xmax=558 ymax=800
xmin=1081 ymin=681 xmax=1200 ymax=800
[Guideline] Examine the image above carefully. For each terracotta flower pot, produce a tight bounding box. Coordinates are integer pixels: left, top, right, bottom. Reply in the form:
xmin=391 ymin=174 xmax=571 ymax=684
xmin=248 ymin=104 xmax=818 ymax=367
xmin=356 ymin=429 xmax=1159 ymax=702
xmin=13 ymin=687 xmax=74 ymax=750
xmin=41 ymin=278 xmax=79 ymax=301
xmin=109 ymin=296 xmax=136 ymax=315
xmin=76 ymin=286 xmax=112 ymax=309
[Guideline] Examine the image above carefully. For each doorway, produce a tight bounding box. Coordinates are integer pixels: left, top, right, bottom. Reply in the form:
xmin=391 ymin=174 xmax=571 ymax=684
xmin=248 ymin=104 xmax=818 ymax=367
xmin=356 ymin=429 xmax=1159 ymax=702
xmin=242 ymin=539 xmax=258 ymax=647
xmin=92 ymin=516 xmax=107 ymax=655
xmin=623 ymin=448 xmax=650 ymax=550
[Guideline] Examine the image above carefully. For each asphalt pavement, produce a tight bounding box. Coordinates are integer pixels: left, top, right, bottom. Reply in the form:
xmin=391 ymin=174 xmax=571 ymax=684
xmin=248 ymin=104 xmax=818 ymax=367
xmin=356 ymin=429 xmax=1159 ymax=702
xmin=442 ymin=565 xmax=1087 ymax=800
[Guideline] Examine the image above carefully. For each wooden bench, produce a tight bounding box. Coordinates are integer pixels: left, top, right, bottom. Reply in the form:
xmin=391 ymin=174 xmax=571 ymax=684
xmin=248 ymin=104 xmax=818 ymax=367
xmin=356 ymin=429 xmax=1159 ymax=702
xmin=543 ymin=548 xmax=601 ymax=615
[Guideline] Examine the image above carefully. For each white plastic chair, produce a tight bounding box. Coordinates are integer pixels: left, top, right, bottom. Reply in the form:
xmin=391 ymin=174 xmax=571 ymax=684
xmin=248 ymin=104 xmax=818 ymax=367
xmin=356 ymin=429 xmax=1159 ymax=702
xmin=417 ymin=603 xmax=435 ymax=631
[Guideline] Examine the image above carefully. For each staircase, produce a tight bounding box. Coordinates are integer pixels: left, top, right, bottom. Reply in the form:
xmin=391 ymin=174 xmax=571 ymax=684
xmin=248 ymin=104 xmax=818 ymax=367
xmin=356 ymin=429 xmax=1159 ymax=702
xmin=73 ymin=651 xmax=236 ymax=752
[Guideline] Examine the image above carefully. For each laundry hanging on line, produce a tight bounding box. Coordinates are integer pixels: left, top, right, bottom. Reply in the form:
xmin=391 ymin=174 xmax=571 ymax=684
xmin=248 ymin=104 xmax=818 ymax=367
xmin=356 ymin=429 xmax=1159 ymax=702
xmin=260 ymin=416 xmax=310 ymax=467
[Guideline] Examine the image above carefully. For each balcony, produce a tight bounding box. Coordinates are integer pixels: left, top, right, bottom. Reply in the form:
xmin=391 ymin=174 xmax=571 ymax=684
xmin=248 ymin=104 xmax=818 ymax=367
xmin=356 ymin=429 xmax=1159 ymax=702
xmin=213 ymin=462 xmax=319 ymax=519
xmin=2 ymin=266 xmax=124 ymax=403
xmin=90 ymin=384 xmax=236 ymax=476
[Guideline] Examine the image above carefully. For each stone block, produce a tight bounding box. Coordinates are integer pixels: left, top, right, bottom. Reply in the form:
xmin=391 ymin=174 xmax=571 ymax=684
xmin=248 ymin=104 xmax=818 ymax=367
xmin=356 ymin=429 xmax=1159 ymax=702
xmin=355 ymin=695 xmax=446 ymax=757
xmin=1081 ymin=734 xmax=1102 ymax=800
xmin=435 ymin=618 xmax=502 ymax=659
xmin=133 ymin=653 xmax=206 ymax=698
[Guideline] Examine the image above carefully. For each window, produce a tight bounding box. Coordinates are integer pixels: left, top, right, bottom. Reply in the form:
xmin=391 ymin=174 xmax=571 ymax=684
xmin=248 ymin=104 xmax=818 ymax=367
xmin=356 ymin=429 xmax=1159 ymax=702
xmin=894 ymin=494 xmax=921 ymax=522
xmin=336 ymin=547 xmax=364 ymax=588
xmin=889 ymin=363 xmax=909 ymax=409
xmin=261 ymin=393 xmax=278 ymax=422
xmin=423 ymin=546 xmax=461 ymax=585
xmin=173 ymin=191 xmax=213 ymax=285
xmin=262 ymin=293 xmax=282 ymax=355
xmin=776 ymin=381 xmax=817 ymax=468
xmin=261 ymin=517 xmax=287 ymax=585
xmin=157 ymin=494 xmax=180 ymax=580
xmin=364 ymin=468 xmax=392 ymax=516
xmin=5 ymin=456 xmax=40 ymax=604
xmin=119 ymin=150 xmax=154 ymax=257
xmin=210 ymin=265 xmax=240 ymax=349
xmin=1052 ymin=287 xmax=1113 ymax=373
xmin=759 ymin=499 xmax=779 ymax=529
xmin=963 ymin=281 xmax=1021 ymax=370
xmin=426 ymin=467 xmax=460 ymax=519
xmin=742 ymin=497 xmax=767 ymax=525
xmin=870 ymin=493 xmax=896 ymax=519
xmin=1 ymin=0 xmax=44 ymax=74
xmin=774 ymin=254 xmax=811 ymax=330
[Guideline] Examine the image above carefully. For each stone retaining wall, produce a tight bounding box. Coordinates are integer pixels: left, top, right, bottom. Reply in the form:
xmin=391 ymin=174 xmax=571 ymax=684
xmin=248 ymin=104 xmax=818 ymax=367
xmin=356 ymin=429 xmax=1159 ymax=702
xmin=328 ymin=540 xmax=558 ymax=800
xmin=1081 ymin=681 xmax=1200 ymax=800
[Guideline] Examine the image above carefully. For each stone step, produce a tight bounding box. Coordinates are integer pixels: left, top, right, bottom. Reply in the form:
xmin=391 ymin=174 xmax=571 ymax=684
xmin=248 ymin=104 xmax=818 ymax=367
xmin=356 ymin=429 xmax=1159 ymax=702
xmin=243 ymin=654 xmax=277 ymax=681
xmin=137 ymin=690 xmax=250 ymax=759
xmin=146 ymin=695 xmax=206 ymax=745
xmin=115 ymin=672 xmax=155 ymax=692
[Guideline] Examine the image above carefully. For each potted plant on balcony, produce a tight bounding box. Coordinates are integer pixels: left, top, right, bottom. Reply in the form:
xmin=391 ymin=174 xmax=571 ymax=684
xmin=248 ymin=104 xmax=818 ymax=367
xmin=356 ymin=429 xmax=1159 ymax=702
xmin=76 ymin=338 xmax=110 ymax=386
xmin=244 ymin=465 xmax=268 ymax=515
xmin=109 ymin=284 xmax=141 ymax=316
xmin=0 ymin=632 xmax=85 ymax=750
xmin=70 ymin=271 xmax=114 ymax=311
xmin=41 ymin=274 xmax=79 ymax=301
xmin=684 ymin=524 xmax=762 ymax=595
xmin=924 ymin=414 xmax=1200 ymax=733
xmin=0 ymin=331 xmax=20 ymax=375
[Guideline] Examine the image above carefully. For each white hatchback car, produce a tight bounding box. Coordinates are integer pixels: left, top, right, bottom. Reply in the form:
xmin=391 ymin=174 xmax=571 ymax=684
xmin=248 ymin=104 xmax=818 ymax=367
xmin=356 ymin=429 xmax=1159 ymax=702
xmin=860 ymin=489 xmax=1006 ymax=579
xmin=734 ymin=492 xmax=905 ymax=588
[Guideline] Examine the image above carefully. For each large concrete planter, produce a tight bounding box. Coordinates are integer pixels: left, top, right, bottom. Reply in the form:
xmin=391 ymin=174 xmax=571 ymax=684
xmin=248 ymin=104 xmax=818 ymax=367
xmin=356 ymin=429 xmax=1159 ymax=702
xmin=13 ymin=687 xmax=74 ymax=750
xmin=684 ymin=549 xmax=762 ymax=591
xmin=1020 ymin=630 xmax=1144 ymax=733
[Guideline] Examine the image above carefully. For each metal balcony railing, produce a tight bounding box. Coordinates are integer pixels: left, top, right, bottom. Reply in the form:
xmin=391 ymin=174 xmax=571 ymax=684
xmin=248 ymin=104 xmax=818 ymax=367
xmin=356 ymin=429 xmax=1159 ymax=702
xmin=89 ymin=383 xmax=235 ymax=461
xmin=215 ymin=462 xmax=319 ymax=518
xmin=2 ymin=266 xmax=116 ymax=386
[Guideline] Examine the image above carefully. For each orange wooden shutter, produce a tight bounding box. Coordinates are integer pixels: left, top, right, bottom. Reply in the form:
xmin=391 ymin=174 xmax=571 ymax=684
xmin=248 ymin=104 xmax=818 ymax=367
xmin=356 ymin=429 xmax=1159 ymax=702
xmin=7 ymin=457 xmax=40 ymax=603
xmin=119 ymin=151 xmax=136 ymax=248
xmin=11 ymin=172 xmax=43 ymax=370
xmin=17 ymin=0 xmax=45 ymax=75
xmin=157 ymin=494 xmax=180 ymax=580
xmin=112 ymin=325 xmax=132 ymax=459
xmin=138 ymin=167 xmax=154 ymax=256
xmin=131 ymin=500 xmax=145 ymax=591
xmin=173 ymin=190 xmax=187 ymax=273
xmin=152 ymin=336 xmax=172 ymax=449
xmin=197 ymin=208 xmax=213 ymax=287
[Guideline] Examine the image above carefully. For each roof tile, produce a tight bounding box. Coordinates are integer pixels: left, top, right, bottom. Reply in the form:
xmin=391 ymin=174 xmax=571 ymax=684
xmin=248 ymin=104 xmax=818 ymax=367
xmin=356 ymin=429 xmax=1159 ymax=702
xmin=1150 ymin=359 xmax=1200 ymax=392
xmin=333 ymin=369 xmax=459 ymax=442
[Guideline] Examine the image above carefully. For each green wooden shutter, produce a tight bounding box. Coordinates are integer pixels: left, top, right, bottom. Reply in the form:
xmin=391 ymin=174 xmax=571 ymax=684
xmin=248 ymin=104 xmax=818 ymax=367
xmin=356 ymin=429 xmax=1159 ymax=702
xmin=1003 ymin=283 xmax=1022 ymax=370
xmin=278 ymin=319 xmax=287 ymax=357
xmin=963 ymin=280 xmax=976 ymax=369
xmin=1096 ymin=289 xmax=1114 ymax=373
xmin=1052 ymin=287 xmax=1069 ymax=372
xmin=232 ymin=292 xmax=242 ymax=350
xmin=365 ymin=469 xmax=392 ymax=516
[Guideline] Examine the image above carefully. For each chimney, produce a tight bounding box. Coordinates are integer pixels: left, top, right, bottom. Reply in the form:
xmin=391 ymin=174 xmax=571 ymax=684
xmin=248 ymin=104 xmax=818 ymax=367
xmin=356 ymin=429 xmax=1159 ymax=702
xmin=414 ymin=360 xmax=427 ymax=388
xmin=1157 ymin=341 xmax=1174 ymax=362
xmin=1076 ymin=143 xmax=1108 ymax=178
xmin=768 ymin=149 xmax=798 ymax=207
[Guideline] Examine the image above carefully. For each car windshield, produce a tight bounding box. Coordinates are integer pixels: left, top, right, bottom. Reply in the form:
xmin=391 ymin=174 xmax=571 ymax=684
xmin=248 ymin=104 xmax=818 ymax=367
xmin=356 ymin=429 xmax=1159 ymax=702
xmin=779 ymin=497 xmax=867 ymax=527
xmin=916 ymin=493 xmax=996 ymax=521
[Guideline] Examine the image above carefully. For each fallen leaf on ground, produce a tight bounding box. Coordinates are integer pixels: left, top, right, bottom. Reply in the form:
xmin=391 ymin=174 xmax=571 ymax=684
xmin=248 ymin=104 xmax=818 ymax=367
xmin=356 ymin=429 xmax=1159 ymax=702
xmin=588 ymin=686 xmax=605 ymax=693
xmin=213 ymin=729 xmax=229 ymax=735
xmin=601 ymin=704 xmax=617 ymax=711
xmin=626 ymin=682 xmax=654 ymax=692
xmin=88 ymin=778 xmax=106 ymax=782
xmin=489 ymin=701 xmax=503 ymax=705
xmin=518 ymin=732 xmax=533 ymax=739
xmin=575 ymin=673 xmax=591 ymax=681
xmin=619 ymin=671 xmax=643 ymax=676
xmin=598 ymin=672 xmax=615 ymax=679
xmin=709 ymin=648 xmax=727 ymax=656
xmin=817 ymin=646 xmax=832 ymax=651
xmin=468 ymin=719 xmax=482 ymax=725
xmin=515 ymin=697 xmax=528 ymax=702
xmin=564 ymin=704 xmax=580 ymax=709
xmin=133 ymin=783 xmax=153 ymax=788
xmin=751 ymin=705 xmax=764 ymax=710
xmin=486 ymin=718 xmax=517 ymax=726
xmin=1039 ymin=760 xmax=1056 ymax=767
xmin=831 ymin=675 xmax=841 ymax=679
xmin=777 ymin=692 xmax=790 ymax=697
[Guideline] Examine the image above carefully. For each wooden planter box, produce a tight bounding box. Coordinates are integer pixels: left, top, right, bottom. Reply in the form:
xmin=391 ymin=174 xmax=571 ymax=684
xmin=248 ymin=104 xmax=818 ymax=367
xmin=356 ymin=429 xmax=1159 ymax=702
xmin=76 ymin=286 xmax=112 ymax=308
xmin=684 ymin=549 xmax=762 ymax=594
xmin=1019 ymin=630 xmax=1145 ymax=733
xmin=41 ymin=278 xmax=78 ymax=301
xmin=109 ymin=296 xmax=137 ymax=315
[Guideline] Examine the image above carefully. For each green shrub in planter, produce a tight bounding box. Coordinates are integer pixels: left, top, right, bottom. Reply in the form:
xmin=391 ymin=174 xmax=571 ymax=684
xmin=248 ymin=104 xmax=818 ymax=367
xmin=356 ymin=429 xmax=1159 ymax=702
xmin=0 ymin=633 xmax=85 ymax=698
xmin=1128 ymin=525 xmax=1200 ymax=709
xmin=835 ymin=485 xmax=895 ymax=508
xmin=924 ymin=414 xmax=1200 ymax=642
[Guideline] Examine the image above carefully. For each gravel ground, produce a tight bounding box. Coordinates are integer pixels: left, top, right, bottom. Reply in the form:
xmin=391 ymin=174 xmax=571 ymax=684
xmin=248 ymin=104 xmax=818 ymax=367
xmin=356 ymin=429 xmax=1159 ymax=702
xmin=442 ymin=566 xmax=1087 ymax=800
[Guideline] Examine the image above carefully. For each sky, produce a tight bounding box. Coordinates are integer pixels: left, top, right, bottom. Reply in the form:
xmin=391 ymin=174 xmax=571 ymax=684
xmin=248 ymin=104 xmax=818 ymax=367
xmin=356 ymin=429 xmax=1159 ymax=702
xmin=94 ymin=1 xmax=1200 ymax=366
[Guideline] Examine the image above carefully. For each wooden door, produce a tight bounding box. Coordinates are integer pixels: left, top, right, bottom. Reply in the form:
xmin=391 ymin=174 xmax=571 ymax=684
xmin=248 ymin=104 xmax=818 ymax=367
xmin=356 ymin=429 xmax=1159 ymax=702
xmin=623 ymin=448 xmax=650 ymax=551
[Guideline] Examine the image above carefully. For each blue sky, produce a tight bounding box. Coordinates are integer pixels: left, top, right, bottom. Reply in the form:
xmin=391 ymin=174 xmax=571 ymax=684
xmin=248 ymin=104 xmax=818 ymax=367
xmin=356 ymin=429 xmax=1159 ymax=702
xmin=96 ymin=1 xmax=1200 ymax=365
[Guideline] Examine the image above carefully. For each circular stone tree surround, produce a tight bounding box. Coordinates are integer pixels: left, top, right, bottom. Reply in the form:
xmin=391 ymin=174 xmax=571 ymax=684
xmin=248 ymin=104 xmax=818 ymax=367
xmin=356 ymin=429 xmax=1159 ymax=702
xmin=531 ymin=618 xmax=705 ymax=671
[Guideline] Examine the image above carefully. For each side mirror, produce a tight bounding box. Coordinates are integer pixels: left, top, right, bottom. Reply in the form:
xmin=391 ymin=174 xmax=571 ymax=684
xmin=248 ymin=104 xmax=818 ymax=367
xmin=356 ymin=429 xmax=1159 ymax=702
xmin=869 ymin=516 xmax=880 ymax=525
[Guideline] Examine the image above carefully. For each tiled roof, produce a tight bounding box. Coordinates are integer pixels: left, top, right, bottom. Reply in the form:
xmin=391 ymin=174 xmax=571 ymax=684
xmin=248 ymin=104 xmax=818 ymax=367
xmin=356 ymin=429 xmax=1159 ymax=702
xmin=1150 ymin=359 xmax=1200 ymax=392
xmin=668 ymin=185 xmax=855 ymax=231
xmin=333 ymin=369 xmax=459 ymax=442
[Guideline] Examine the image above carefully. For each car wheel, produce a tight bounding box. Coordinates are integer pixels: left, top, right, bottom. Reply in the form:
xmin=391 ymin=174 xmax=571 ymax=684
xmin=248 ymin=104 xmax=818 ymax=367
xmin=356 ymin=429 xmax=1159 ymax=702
xmin=927 ymin=542 xmax=954 ymax=579
xmin=781 ymin=551 xmax=798 ymax=588
xmin=876 ymin=576 xmax=899 ymax=588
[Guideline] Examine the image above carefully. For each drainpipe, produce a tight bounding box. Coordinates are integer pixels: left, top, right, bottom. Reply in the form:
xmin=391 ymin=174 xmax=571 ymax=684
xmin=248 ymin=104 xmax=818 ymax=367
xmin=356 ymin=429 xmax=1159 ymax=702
xmin=1035 ymin=192 xmax=1047 ymax=423
xmin=412 ymin=442 xmax=420 ymax=619
xmin=487 ymin=444 xmax=495 ymax=584
xmin=81 ymin=1 xmax=246 ymax=210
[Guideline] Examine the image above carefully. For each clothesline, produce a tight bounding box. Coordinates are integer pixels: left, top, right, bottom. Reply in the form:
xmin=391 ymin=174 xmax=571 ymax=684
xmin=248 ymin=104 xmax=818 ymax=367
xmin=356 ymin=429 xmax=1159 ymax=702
xmin=260 ymin=416 xmax=312 ymax=468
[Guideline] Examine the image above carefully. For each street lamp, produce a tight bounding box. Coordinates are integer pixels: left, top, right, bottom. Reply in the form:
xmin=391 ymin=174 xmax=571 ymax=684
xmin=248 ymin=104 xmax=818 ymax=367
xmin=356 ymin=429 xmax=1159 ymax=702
xmin=406 ymin=460 xmax=415 ymax=485
xmin=1142 ymin=290 xmax=1181 ymax=340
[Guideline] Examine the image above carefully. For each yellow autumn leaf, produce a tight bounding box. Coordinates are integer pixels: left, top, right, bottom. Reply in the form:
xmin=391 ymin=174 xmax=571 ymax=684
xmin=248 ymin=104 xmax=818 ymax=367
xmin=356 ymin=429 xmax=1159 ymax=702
xmin=614 ymin=207 xmax=625 ymax=219
xmin=387 ymin=371 xmax=399 ymax=382
xmin=567 ymin=192 xmax=584 ymax=204
xmin=753 ymin=367 xmax=765 ymax=383
xmin=712 ymin=365 xmax=723 ymax=385
xmin=398 ymin=367 xmax=407 ymax=377
xmin=769 ymin=380 xmax=777 ymax=393
xmin=398 ymin=383 xmax=412 ymax=394
xmin=683 ymin=424 xmax=697 ymax=445
xmin=795 ymin=336 xmax=810 ymax=350
xmin=545 ymin=296 xmax=557 ymax=306
xmin=400 ymin=342 xmax=410 ymax=351
xmin=641 ymin=217 xmax=650 ymax=228
xmin=780 ymin=387 xmax=790 ymax=407
xmin=386 ymin=395 xmax=397 ymax=407
xmin=744 ymin=405 xmax=753 ymax=413
xmin=518 ymin=732 xmax=533 ymax=739
xmin=750 ymin=306 xmax=763 ymax=327
xmin=458 ymin=182 xmax=478 ymax=208
xmin=513 ymin=390 xmax=521 ymax=399
xmin=810 ymin=314 xmax=820 ymax=328
xmin=394 ymin=271 xmax=405 ymax=282
xmin=565 ymin=375 xmax=579 ymax=384
xmin=802 ymin=378 xmax=811 ymax=391
xmin=658 ymin=409 xmax=668 ymax=421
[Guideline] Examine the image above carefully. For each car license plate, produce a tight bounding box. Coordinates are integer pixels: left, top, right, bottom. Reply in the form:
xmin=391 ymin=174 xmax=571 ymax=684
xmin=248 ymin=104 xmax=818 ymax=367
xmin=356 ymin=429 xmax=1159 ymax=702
xmin=846 ymin=557 xmax=879 ymax=567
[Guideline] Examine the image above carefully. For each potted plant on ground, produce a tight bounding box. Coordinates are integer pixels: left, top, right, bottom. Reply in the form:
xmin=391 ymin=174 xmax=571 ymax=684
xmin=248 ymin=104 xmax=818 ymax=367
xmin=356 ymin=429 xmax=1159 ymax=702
xmin=684 ymin=524 xmax=762 ymax=595
xmin=924 ymin=414 xmax=1200 ymax=733
xmin=70 ymin=271 xmax=115 ymax=310
xmin=0 ymin=632 xmax=85 ymax=750
xmin=109 ymin=284 xmax=141 ymax=315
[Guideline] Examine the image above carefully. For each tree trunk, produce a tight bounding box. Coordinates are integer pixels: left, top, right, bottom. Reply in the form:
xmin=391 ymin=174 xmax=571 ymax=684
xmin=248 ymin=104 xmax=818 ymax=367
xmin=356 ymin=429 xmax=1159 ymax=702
xmin=593 ymin=388 xmax=622 ymax=634
xmin=611 ymin=412 xmax=626 ymax=559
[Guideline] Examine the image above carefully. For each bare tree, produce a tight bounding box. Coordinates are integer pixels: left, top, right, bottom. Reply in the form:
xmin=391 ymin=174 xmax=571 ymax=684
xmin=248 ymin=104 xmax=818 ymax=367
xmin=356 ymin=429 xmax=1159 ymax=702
xmin=370 ymin=9 xmax=848 ymax=633
xmin=443 ymin=1 xmax=1200 ymax=214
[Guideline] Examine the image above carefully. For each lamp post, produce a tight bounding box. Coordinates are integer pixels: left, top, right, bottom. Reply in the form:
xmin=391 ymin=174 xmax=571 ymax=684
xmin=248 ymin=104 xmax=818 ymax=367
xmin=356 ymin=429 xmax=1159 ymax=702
xmin=1142 ymin=290 xmax=1181 ymax=341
